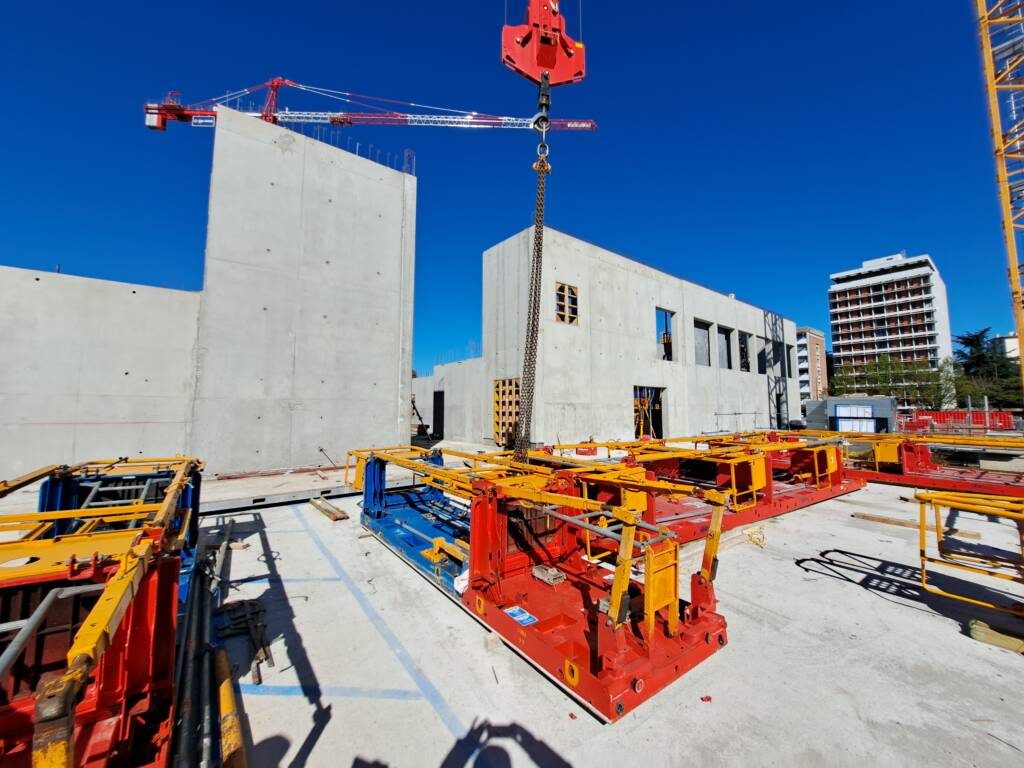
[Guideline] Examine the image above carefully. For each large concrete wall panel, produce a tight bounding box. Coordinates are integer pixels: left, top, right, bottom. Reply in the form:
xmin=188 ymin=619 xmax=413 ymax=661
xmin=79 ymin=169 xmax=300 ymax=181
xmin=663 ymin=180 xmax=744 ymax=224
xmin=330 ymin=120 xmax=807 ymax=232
xmin=0 ymin=268 xmax=199 ymax=475
xmin=433 ymin=359 xmax=485 ymax=442
xmin=481 ymin=228 xmax=802 ymax=445
xmin=191 ymin=108 xmax=415 ymax=472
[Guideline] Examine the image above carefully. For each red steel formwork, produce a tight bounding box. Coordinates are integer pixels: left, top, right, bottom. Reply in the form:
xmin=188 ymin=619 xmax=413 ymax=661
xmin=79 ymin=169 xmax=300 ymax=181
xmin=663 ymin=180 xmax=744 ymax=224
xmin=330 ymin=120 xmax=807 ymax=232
xmin=461 ymin=481 xmax=727 ymax=721
xmin=0 ymin=459 xmax=202 ymax=768
xmin=632 ymin=444 xmax=866 ymax=543
xmin=844 ymin=441 xmax=1024 ymax=497
xmin=0 ymin=561 xmax=181 ymax=767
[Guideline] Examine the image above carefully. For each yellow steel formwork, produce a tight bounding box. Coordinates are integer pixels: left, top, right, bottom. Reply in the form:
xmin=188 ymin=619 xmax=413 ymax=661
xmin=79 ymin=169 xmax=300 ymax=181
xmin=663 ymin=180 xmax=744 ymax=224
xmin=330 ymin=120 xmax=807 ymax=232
xmin=916 ymin=490 xmax=1024 ymax=616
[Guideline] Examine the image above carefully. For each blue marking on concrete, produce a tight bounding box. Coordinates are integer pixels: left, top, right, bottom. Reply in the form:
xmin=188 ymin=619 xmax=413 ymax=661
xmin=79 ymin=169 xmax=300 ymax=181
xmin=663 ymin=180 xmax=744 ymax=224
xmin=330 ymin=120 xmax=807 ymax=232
xmin=228 ymin=576 xmax=343 ymax=586
xmin=292 ymin=506 xmax=466 ymax=738
xmin=239 ymin=683 xmax=423 ymax=701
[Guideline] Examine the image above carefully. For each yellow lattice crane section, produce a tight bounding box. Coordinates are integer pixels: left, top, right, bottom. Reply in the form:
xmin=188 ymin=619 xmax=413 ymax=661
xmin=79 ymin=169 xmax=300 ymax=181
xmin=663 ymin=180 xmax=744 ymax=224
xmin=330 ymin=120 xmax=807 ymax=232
xmin=977 ymin=1 xmax=1024 ymax=398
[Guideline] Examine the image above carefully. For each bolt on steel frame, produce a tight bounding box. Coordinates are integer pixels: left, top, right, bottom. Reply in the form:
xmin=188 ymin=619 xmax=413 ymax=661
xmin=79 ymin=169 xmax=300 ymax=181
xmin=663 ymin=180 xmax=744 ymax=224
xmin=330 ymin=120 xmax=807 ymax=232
xmin=0 ymin=458 xmax=203 ymax=768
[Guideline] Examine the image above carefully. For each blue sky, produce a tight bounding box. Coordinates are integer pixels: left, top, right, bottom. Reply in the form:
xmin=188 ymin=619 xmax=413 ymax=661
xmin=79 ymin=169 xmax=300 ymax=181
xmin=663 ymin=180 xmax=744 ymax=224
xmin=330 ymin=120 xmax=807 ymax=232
xmin=1 ymin=2 xmax=1008 ymax=375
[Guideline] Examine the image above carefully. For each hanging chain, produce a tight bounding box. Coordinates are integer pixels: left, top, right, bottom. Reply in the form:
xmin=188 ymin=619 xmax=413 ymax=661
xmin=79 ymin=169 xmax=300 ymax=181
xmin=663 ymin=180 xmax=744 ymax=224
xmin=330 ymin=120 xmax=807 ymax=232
xmin=513 ymin=76 xmax=552 ymax=463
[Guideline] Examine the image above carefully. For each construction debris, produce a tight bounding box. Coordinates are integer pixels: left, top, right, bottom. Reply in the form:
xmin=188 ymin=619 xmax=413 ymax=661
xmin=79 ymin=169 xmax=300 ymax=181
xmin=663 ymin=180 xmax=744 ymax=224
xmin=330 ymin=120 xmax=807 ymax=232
xmin=310 ymin=496 xmax=349 ymax=521
xmin=851 ymin=511 xmax=982 ymax=541
xmin=216 ymin=599 xmax=275 ymax=684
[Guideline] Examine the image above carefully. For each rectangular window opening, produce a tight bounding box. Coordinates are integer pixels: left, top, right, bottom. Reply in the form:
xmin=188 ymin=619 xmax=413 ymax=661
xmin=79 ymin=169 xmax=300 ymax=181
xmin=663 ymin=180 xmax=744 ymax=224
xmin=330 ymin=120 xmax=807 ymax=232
xmin=718 ymin=326 xmax=733 ymax=369
xmin=757 ymin=336 xmax=768 ymax=374
xmin=739 ymin=332 xmax=752 ymax=372
xmin=555 ymin=283 xmax=579 ymax=325
xmin=694 ymin=320 xmax=711 ymax=366
xmin=634 ymin=386 xmax=664 ymax=439
xmin=656 ymin=307 xmax=675 ymax=361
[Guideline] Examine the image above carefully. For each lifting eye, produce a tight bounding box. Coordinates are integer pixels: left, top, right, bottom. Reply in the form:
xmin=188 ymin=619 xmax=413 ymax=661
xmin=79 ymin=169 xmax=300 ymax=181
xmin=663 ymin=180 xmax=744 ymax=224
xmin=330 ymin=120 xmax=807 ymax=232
xmin=563 ymin=659 xmax=580 ymax=687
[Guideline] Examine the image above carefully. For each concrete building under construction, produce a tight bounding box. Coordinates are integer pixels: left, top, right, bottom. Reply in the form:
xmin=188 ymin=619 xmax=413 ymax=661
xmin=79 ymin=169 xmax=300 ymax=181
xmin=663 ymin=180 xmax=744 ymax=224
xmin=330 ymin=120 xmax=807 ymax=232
xmin=0 ymin=108 xmax=415 ymax=476
xmin=414 ymin=228 xmax=801 ymax=444
xmin=3 ymin=3 xmax=1024 ymax=763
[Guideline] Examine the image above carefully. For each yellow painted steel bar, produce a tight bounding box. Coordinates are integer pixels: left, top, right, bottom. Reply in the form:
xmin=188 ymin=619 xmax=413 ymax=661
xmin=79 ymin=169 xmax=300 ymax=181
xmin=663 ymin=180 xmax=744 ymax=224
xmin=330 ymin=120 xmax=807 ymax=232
xmin=0 ymin=503 xmax=163 ymax=524
xmin=215 ymin=648 xmax=247 ymax=768
xmin=0 ymin=465 xmax=63 ymax=499
xmin=916 ymin=490 xmax=1024 ymax=616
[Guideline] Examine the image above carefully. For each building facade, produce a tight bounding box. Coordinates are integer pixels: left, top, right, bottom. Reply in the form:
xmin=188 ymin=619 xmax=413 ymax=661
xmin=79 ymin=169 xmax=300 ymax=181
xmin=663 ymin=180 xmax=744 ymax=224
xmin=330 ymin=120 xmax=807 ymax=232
xmin=828 ymin=253 xmax=953 ymax=383
xmin=417 ymin=229 xmax=801 ymax=444
xmin=993 ymin=332 xmax=1020 ymax=360
xmin=0 ymin=108 xmax=415 ymax=475
xmin=796 ymin=326 xmax=828 ymax=403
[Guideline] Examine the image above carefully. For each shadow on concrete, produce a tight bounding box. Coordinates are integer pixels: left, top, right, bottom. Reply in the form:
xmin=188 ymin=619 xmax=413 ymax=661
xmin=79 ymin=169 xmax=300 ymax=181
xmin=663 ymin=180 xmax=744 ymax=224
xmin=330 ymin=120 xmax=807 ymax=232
xmin=412 ymin=434 xmax=444 ymax=449
xmin=794 ymin=548 xmax=1022 ymax=631
xmin=218 ymin=511 xmax=332 ymax=768
xmin=436 ymin=719 xmax=574 ymax=768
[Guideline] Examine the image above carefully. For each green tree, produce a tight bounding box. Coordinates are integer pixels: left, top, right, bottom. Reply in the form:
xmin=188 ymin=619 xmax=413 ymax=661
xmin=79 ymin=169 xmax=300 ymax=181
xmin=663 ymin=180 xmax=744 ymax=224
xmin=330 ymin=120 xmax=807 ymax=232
xmin=951 ymin=328 xmax=1021 ymax=409
xmin=829 ymin=366 xmax=858 ymax=396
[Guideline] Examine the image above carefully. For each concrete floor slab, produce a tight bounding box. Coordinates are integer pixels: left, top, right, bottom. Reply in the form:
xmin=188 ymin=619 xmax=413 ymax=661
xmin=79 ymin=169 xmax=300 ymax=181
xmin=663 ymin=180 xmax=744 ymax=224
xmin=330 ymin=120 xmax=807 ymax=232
xmin=203 ymin=481 xmax=1023 ymax=767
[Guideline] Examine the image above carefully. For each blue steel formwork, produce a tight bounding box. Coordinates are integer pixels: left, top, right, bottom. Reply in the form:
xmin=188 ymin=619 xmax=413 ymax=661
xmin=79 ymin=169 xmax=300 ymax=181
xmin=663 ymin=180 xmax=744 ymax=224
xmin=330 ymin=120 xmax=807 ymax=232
xmin=360 ymin=451 xmax=469 ymax=595
xmin=36 ymin=464 xmax=202 ymax=607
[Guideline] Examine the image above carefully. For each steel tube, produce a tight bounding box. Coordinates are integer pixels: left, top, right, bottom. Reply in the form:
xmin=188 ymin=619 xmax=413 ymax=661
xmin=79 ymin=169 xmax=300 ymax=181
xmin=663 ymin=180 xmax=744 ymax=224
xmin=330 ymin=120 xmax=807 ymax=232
xmin=0 ymin=584 xmax=103 ymax=679
xmin=209 ymin=519 xmax=234 ymax=607
xmin=199 ymin=576 xmax=214 ymax=767
xmin=174 ymin=568 xmax=203 ymax=768
xmin=0 ymin=589 xmax=58 ymax=679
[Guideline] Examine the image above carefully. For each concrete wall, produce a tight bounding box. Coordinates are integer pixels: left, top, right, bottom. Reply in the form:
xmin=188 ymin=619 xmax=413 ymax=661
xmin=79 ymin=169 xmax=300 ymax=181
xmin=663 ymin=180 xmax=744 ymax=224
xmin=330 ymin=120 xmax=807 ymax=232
xmin=0 ymin=268 xmax=199 ymax=475
xmin=410 ymin=359 xmax=485 ymax=442
xmin=482 ymin=228 xmax=801 ymax=444
xmin=0 ymin=107 xmax=415 ymax=476
xmin=191 ymin=108 xmax=415 ymax=471
xmin=411 ymin=374 xmax=434 ymax=434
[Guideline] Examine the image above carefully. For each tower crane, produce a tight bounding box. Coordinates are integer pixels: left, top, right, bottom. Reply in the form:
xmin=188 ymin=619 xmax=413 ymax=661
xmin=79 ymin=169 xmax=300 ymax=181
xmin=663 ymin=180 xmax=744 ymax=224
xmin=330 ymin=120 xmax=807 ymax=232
xmin=144 ymin=76 xmax=596 ymax=133
xmin=976 ymin=1 xmax=1024 ymax=398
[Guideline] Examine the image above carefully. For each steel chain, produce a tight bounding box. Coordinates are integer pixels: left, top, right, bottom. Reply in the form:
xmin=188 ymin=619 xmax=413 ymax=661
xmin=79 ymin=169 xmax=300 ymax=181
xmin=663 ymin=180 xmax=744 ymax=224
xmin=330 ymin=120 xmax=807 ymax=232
xmin=513 ymin=152 xmax=550 ymax=462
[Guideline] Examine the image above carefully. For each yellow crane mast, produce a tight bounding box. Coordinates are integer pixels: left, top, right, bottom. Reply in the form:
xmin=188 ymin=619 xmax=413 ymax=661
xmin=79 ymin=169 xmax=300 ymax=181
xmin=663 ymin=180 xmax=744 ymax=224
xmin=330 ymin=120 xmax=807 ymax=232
xmin=976 ymin=1 xmax=1024 ymax=397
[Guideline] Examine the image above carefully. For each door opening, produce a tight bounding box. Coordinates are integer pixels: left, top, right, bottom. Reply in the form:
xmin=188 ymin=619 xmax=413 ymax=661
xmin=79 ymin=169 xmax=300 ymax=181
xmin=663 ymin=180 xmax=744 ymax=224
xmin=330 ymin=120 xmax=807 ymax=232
xmin=634 ymin=386 xmax=665 ymax=439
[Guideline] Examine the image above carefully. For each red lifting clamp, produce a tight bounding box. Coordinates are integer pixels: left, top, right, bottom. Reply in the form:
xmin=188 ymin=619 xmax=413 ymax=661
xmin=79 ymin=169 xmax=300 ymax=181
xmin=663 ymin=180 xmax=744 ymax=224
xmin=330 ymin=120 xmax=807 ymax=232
xmin=502 ymin=1 xmax=586 ymax=86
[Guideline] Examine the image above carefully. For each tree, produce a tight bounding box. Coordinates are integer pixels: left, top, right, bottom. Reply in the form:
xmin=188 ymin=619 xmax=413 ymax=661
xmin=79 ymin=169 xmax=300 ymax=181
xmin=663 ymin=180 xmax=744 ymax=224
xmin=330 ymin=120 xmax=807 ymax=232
xmin=829 ymin=366 xmax=858 ymax=397
xmin=952 ymin=328 xmax=1021 ymax=409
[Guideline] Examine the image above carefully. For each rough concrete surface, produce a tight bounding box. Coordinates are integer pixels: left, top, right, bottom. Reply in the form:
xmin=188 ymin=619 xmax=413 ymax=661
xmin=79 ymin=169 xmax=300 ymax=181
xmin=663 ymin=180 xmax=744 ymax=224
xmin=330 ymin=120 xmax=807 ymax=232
xmin=0 ymin=267 xmax=200 ymax=475
xmin=483 ymin=228 xmax=802 ymax=444
xmin=192 ymin=107 xmax=416 ymax=473
xmin=0 ymin=109 xmax=416 ymax=477
xmin=208 ymin=480 xmax=1022 ymax=767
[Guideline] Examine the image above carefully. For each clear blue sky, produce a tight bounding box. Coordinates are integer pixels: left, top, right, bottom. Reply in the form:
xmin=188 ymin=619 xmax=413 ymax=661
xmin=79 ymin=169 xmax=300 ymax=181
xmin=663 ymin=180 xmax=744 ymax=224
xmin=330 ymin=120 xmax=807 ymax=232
xmin=1 ymin=2 xmax=1008 ymax=375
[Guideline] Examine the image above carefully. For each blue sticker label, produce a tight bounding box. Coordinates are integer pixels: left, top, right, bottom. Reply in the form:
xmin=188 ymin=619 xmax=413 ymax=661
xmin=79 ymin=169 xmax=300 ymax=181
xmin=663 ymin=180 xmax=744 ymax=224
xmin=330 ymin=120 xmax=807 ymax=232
xmin=504 ymin=606 xmax=538 ymax=627
xmin=192 ymin=116 xmax=216 ymax=128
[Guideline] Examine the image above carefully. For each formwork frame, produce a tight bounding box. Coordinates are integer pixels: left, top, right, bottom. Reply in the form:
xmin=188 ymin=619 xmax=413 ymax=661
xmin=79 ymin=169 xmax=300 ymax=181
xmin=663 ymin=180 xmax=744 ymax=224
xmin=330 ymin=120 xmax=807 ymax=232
xmin=0 ymin=458 xmax=203 ymax=768
xmin=916 ymin=490 xmax=1024 ymax=616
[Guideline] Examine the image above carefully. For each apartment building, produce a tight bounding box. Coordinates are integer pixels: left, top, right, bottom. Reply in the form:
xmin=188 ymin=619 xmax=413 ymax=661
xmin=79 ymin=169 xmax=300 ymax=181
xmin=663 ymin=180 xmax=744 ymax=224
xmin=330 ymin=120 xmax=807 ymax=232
xmin=796 ymin=326 xmax=828 ymax=402
xmin=828 ymin=253 xmax=952 ymax=381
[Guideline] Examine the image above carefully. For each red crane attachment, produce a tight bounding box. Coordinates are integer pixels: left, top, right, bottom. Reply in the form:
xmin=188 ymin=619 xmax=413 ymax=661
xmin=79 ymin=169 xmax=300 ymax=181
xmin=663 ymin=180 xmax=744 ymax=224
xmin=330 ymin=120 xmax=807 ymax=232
xmin=502 ymin=0 xmax=586 ymax=86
